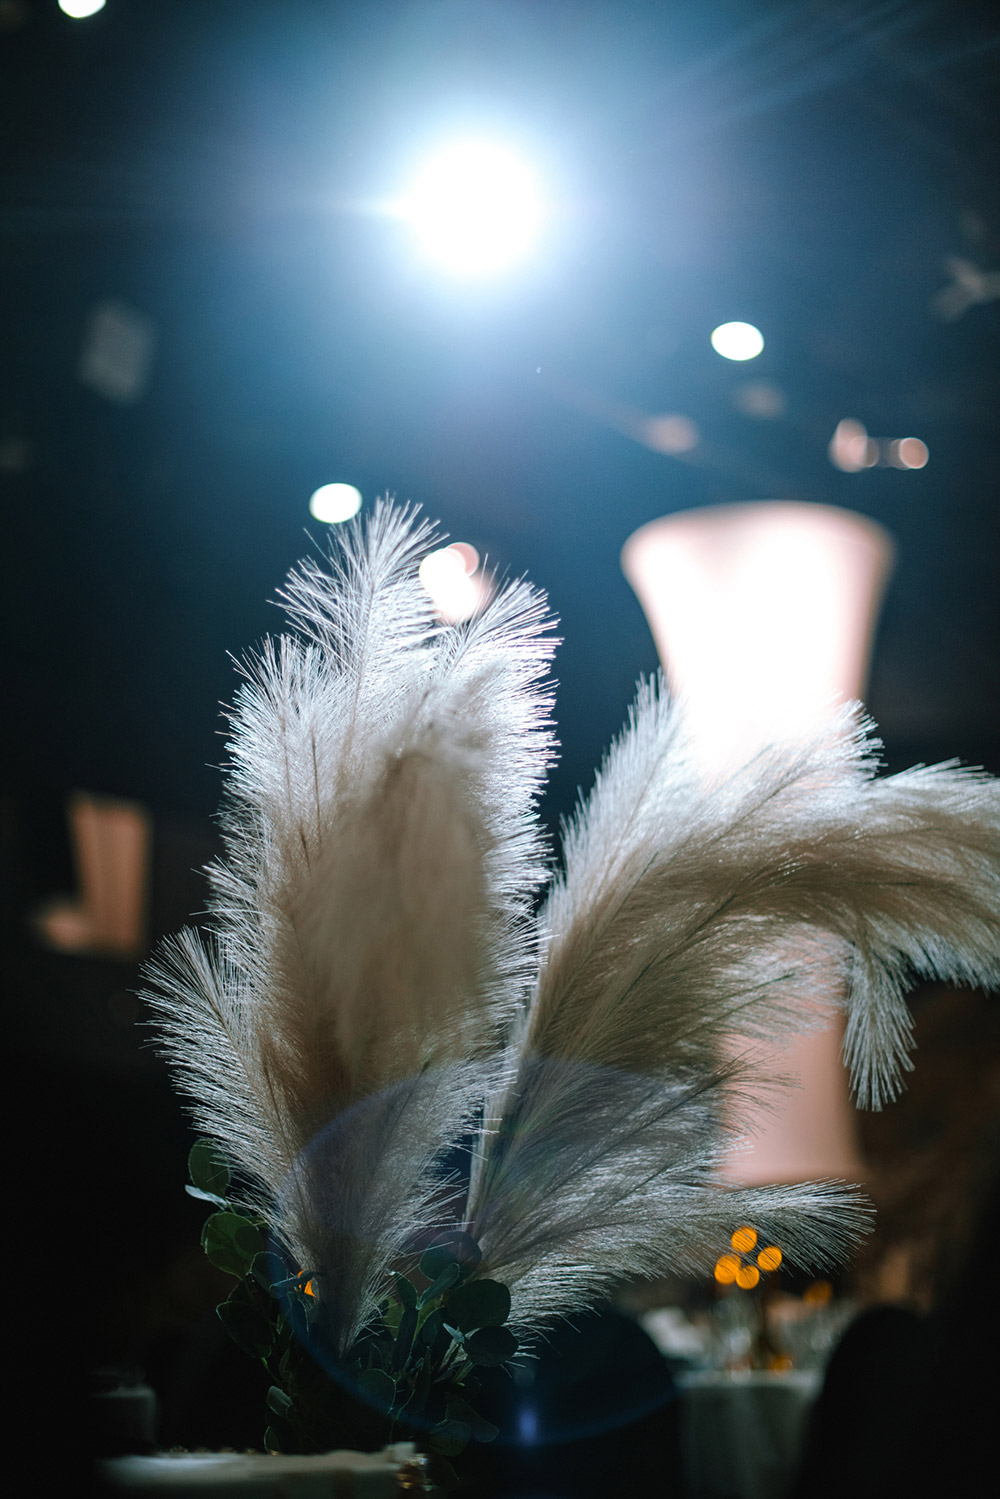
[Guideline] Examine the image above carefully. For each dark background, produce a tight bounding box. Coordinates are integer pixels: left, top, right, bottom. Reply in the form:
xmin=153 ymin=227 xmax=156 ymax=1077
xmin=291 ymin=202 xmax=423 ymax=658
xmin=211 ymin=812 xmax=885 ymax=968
xmin=2 ymin=0 xmax=998 ymax=1473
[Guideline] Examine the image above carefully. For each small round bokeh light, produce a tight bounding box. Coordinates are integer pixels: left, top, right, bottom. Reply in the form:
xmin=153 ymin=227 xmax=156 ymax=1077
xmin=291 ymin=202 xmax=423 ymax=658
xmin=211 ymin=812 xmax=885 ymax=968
xmin=711 ymin=321 xmax=765 ymax=361
xmin=308 ymin=483 xmax=362 ymax=525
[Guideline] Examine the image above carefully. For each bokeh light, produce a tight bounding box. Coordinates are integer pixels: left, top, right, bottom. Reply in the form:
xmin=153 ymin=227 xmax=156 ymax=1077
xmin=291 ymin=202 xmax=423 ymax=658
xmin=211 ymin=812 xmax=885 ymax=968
xmin=890 ymin=437 xmax=930 ymax=469
xmin=828 ymin=418 xmax=878 ymax=472
xmin=757 ymin=1245 xmax=783 ymax=1272
xmin=714 ymin=1252 xmax=740 ymax=1285
xmin=419 ymin=544 xmax=490 ymax=622
xmin=402 ymin=141 xmax=543 ymax=276
xmin=803 ymin=1280 xmax=834 ymax=1306
xmin=59 ymin=0 xmax=106 ymax=16
xmin=733 ymin=380 xmax=786 ymax=418
xmin=710 ymin=321 xmax=764 ymax=361
xmin=731 ymin=1226 xmax=757 ymax=1253
xmin=641 ymin=413 xmax=700 ymax=455
xmin=308 ymin=483 xmax=362 ymax=524
xmin=735 ymin=1263 xmax=761 ymax=1289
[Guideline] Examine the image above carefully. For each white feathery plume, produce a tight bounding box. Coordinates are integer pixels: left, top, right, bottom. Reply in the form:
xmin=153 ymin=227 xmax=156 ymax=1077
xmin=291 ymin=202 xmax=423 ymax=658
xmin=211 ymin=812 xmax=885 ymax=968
xmin=466 ymin=676 xmax=1000 ymax=1330
xmin=146 ymin=501 xmax=557 ymax=1350
xmin=146 ymin=503 xmax=1000 ymax=1359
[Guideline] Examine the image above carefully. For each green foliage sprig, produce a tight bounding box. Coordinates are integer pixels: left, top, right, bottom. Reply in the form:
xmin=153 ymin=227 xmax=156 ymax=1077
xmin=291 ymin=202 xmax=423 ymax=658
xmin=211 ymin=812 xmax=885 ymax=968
xmin=188 ymin=1139 xmax=515 ymax=1482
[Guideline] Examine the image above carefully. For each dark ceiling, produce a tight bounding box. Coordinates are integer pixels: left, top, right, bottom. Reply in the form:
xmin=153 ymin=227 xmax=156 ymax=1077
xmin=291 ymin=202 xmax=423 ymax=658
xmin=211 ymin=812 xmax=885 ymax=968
xmin=3 ymin=0 xmax=999 ymax=872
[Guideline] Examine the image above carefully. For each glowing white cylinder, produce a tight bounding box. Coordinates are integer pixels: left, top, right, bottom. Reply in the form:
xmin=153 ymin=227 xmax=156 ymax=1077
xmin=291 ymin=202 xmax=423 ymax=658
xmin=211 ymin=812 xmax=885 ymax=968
xmin=622 ymin=501 xmax=894 ymax=1184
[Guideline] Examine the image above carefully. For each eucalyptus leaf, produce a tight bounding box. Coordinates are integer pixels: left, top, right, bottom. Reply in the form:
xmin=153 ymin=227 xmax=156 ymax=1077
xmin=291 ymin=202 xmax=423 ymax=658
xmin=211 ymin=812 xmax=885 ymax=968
xmin=216 ymin=1298 xmax=273 ymax=1358
xmin=252 ymin=1251 xmax=292 ymax=1295
xmin=184 ymin=1184 xmax=229 ymax=1208
xmin=466 ymin=1325 xmax=517 ymax=1367
xmin=392 ymin=1272 xmax=418 ymax=1309
xmin=443 ymin=1278 xmax=511 ymax=1332
xmin=428 ymin=1419 xmax=471 ymax=1457
xmin=357 ymin=1367 xmax=396 ymax=1413
xmin=285 ymin=1288 xmax=321 ymax=1343
xmin=391 ymin=1305 xmax=418 ymax=1372
xmin=418 ymin=1309 xmax=444 ymax=1347
xmin=264 ymin=1417 xmax=300 ymax=1455
xmin=418 ymin=1260 xmax=460 ymax=1308
xmin=266 ymin=1385 xmax=294 ymax=1419
xmin=201 ymin=1212 xmax=264 ymax=1278
xmin=419 ymin=1231 xmax=482 ymax=1283
xmin=188 ymin=1138 xmax=231 ymax=1197
xmin=446 ymin=1395 xmax=499 ymax=1443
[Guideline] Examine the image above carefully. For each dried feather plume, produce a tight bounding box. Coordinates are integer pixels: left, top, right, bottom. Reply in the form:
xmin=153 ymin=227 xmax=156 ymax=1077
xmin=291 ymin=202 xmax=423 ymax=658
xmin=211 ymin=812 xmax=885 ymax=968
xmin=146 ymin=501 xmax=1000 ymax=1356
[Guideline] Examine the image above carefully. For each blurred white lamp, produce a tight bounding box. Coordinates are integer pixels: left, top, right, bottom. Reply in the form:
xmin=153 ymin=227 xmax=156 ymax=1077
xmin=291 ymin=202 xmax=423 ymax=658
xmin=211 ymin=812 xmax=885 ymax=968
xmin=622 ymin=501 xmax=894 ymax=1183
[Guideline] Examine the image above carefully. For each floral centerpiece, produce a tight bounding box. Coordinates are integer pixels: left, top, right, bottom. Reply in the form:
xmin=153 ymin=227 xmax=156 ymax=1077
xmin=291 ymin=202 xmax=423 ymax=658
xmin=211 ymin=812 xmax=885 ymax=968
xmin=146 ymin=503 xmax=1000 ymax=1484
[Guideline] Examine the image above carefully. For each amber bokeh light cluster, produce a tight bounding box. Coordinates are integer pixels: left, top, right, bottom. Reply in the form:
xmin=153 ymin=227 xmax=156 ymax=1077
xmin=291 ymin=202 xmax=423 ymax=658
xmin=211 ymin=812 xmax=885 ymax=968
xmin=714 ymin=1226 xmax=783 ymax=1289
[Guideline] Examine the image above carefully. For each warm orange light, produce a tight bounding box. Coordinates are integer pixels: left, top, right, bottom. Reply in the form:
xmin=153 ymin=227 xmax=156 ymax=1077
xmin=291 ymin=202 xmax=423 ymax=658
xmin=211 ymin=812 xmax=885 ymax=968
xmin=757 ymin=1245 xmax=783 ymax=1272
xmin=302 ymin=1278 xmax=316 ymax=1297
xmin=803 ymin=1279 xmax=833 ymax=1305
xmin=735 ymin=1264 xmax=761 ymax=1289
xmin=731 ymin=1226 xmax=757 ymax=1253
xmin=714 ymin=1253 xmax=740 ymax=1284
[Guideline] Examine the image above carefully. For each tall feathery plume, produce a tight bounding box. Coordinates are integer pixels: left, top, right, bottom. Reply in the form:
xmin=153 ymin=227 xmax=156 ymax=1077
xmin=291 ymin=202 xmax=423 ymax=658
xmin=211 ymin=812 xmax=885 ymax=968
xmin=465 ymin=677 xmax=1000 ymax=1332
xmin=146 ymin=503 xmax=1000 ymax=1420
xmin=146 ymin=502 xmax=557 ymax=1353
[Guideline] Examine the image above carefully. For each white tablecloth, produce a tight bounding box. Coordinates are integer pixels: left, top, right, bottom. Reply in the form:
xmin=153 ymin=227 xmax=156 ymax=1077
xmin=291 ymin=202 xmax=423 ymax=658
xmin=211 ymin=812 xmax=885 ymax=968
xmin=677 ymin=1370 xmax=821 ymax=1499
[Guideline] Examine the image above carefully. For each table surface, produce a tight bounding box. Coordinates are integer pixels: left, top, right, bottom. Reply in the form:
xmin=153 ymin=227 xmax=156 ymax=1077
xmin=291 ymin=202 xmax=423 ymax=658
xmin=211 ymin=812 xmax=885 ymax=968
xmin=676 ymin=1368 xmax=822 ymax=1499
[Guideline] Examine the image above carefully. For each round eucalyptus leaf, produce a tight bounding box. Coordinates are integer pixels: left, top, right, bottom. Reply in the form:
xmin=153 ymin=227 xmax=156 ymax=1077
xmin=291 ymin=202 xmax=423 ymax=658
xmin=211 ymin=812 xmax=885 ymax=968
xmin=252 ymin=1251 xmax=291 ymax=1295
xmin=418 ymin=1308 xmax=444 ymax=1347
xmin=357 ymin=1367 xmax=396 ymax=1413
xmin=417 ymin=1260 xmax=461 ymax=1308
xmin=466 ymin=1325 xmax=517 ymax=1367
xmin=264 ymin=1419 xmax=300 ymax=1455
xmin=201 ymin=1212 xmax=264 ymax=1277
xmin=188 ymin=1139 xmax=231 ymax=1197
xmin=446 ymin=1395 xmax=499 ymax=1443
xmin=265 ymin=1385 xmax=294 ymax=1419
xmin=392 ymin=1272 xmax=418 ymax=1308
xmin=419 ymin=1231 xmax=482 ymax=1283
xmin=428 ymin=1419 xmax=471 ymax=1457
xmin=216 ymin=1297 xmax=273 ymax=1358
xmin=443 ymin=1277 xmax=511 ymax=1332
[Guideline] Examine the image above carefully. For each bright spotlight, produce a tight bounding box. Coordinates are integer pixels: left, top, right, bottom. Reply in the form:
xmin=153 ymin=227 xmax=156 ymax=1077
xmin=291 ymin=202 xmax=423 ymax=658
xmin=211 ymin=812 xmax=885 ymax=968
xmin=59 ymin=0 xmax=106 ymax=16
xmin=403 ymin=141 xmax=543 ymax=276
xmin=710 ymin=321 xmax=765 ymax=361
xmin=308 ymin=483 xmax=362 ymax=524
